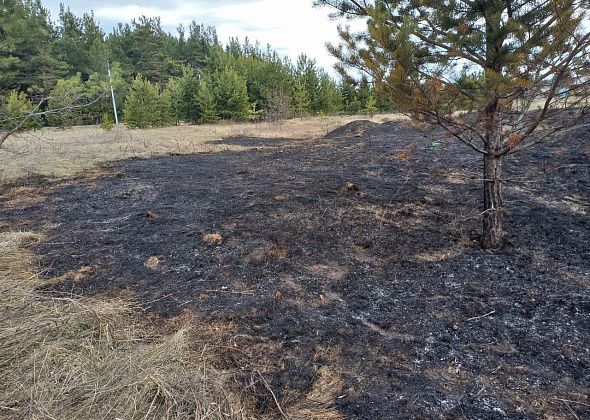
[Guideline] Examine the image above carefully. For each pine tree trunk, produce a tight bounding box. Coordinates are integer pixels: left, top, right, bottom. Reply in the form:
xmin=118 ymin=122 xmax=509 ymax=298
xmin=481 ymin=153 xmax=504 ymax=249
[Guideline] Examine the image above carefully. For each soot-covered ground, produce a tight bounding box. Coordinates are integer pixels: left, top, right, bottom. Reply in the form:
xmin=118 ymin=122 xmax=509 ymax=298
xmin=2 ymin=119 xmax=589 ymax=419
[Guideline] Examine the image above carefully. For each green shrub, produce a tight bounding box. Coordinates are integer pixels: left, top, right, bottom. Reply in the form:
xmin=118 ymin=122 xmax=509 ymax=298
xmin=2 ymin=90 xmax=42 ymax=130
xmin=100 ymin=112 xmax=114 ymax=130
xmin=195 ymin=77 xmax=219 ymax=124
xmin=213 ymin=67 xmax=250 ymax=121
xmin=365 ymin=94 xmax=378 ymax=117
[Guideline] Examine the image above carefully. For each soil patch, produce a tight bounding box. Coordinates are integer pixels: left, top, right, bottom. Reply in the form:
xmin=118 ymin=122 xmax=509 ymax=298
xmin=326 ymin=120 xmax=381 ymax=139
xmin=3 ymin=120 xmax=589 ymax=419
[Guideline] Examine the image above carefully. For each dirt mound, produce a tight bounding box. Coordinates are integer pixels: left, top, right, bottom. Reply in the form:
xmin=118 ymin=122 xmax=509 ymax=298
xmin=325 ymin=120 xmax=380 ymax=139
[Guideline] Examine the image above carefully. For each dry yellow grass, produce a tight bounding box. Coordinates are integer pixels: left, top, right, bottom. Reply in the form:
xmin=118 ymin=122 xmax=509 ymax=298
xmin=0 ymin=231 xmax=253 ymax=419
xmin=0 ymin=114 xmax=403 ymax=186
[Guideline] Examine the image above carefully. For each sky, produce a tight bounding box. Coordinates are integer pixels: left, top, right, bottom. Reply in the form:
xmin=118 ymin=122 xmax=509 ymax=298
xmin=42 ymin=0 xmax=362 ymax=75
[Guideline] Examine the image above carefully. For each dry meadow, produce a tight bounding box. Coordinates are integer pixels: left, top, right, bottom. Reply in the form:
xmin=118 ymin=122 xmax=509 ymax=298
xmin=0 ymin=114 xmax=403 ymax=186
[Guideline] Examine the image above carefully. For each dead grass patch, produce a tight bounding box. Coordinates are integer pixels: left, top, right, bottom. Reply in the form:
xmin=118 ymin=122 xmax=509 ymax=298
xmin=354 ymin=201 xmax=430 ymax=229
xmin=307 ymin=263 xmax=349 ymax=281
xmin=145 ymin=256 xmax=161 ymax=270
xmin=203 ymin=233 xmax=224 ymax=246
xmin=413 ymin=247 xmax=463 ymax=262
xmin=393 ymin=143 xmax=417 ymax=161
xmin=58 ymin=265 xmax=95 ymax=282
xmin=0 ymin=186 xmax=47 ymax=209
xmin=288 ymin=366 xmax=344 ymax=420
xmin=0 ymin=231 xmax=253 ymax=419
xmin=248 ymin=243 xmax=289 ymax=262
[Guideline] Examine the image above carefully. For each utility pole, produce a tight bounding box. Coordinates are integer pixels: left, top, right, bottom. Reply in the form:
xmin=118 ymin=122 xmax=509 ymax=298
xmin=107 ymin=60 xmax=119 ymax=124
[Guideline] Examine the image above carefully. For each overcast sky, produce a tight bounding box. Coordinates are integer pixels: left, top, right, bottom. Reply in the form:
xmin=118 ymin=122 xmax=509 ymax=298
xmin=43 ymin=0 xmax=360 ymax=75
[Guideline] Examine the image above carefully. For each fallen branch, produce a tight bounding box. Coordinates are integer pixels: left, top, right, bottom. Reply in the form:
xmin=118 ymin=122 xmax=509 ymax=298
xmin=466 ymin=309 xmax=496 ymax=322
xmin=552 ymin=398 xmax=590 ymax=408
xmin=201 ymin=289 xmax=255 ymax=296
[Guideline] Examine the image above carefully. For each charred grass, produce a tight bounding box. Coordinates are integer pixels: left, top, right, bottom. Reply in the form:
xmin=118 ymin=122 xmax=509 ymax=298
xmin=1 ymin=117 xmax=589 ymax=418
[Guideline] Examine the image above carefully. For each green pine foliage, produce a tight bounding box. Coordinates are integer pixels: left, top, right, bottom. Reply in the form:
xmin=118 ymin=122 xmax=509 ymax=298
xmin=157 ymin=89 xmax=174 ymax=126
xmin=84 ymin=62 xmax=126 ymax=124
xmin=164 ymin=65 xmax=201 ymax=124
xmin=0 ymin=0 xmax=69 ymax=95
xmin=165 ymin=76 xmax=184 ymax=125
xmin=123 ymin=75 xmax=171 ymax=128
xmin=295 ymin=55 xmax=320 ymax=112
xmin=100 ymin=112 xmax=114 ymax=130
xmin=340 ymin=82 xmax=362 ymax=113
xmin=54 ymin=5 xmax=106 ymax=79
xmin=317 ymin=74 xmax=343 ymax=114
xmin=315 ymin=0 xmax=590 ymax=248
xmin=46 ymin=74 xmax=86 ymax=128
xmin=194 ymin=78 xmax=218 ymax=124
xmin=1 ymin=0 xmax=380 ymax=131
xmin=213 ymin=67 xmax=250 ymax=121
xmin=292 ymin=80 xmax=311 ymax=117
xmin=365 ymin=94 xmax=378 ymax=117
xmin=248 ymin=102 xmax=263 ymax=121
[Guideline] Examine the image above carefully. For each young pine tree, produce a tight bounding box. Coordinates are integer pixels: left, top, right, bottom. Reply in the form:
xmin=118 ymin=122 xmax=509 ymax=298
xmin=365 ymin=93 xmax=378 ymax=117
xmin=46 ymin=74 xmax=87 ymax=128
xmin=213 ymin=67 xmax=250 ymax=121
xmin=165 ymin=76 xmax=184 ymax=125
xmin=292 ymin=80 xmax=311 ymax=117
xmin=316 ymin=0 xmax=590 ymax=249
xmin=317 ymin=73 xmax=343 ymax=115
xmin=248 ymin=101 xmax=263 ymax=121
xmin=156 ymin=89 xmax=174 ymax=126
xmin=340 ymin=82 xmax=362 ymax=114
xmin=165 ymin=65 xmax=200 ymax=124
xmin=194 ymin=77 xmax=219 ymax=124
xmin=100 ymin=111 xmax=114 ymax=130
xmin=123 ymin=75 xmax=171 ymax=128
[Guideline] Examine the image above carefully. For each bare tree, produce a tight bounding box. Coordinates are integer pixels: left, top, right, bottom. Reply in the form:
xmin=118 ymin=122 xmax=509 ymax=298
xmin=264 ymin=87 xmax=293 ymax=121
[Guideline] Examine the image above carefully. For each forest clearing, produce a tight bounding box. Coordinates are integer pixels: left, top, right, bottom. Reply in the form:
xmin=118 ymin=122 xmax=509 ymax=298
xmin=2 ymin=0 xmax=590 ymax=418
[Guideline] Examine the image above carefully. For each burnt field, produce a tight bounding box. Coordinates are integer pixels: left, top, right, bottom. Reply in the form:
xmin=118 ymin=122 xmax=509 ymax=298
xmin=2 ymin=119 xmax=589 ymax=419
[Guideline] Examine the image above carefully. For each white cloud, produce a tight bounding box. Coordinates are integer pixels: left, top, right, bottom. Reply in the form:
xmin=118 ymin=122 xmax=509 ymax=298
xmin=209 ymin=0 xmax=340 ymax=69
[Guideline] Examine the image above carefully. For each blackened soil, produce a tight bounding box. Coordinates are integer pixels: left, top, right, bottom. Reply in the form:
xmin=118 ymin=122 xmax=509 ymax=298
xmin=3 ymin=120 xmax=589 ymax=419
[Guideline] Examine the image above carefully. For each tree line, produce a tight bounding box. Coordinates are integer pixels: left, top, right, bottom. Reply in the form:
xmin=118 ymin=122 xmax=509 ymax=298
xmin=0 ymin=0 xmax=390 ymax=129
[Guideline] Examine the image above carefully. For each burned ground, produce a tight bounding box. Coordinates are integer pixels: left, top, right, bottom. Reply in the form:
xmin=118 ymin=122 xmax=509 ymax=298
xmin=2 ymin=120 xmax=589 ymax=419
